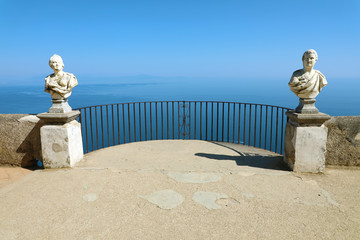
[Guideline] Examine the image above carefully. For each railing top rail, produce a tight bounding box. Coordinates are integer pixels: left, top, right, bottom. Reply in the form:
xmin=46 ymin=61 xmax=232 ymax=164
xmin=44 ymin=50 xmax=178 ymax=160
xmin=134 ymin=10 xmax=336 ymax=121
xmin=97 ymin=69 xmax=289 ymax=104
xmin=74 ymin=100 xmax=293 ymax=111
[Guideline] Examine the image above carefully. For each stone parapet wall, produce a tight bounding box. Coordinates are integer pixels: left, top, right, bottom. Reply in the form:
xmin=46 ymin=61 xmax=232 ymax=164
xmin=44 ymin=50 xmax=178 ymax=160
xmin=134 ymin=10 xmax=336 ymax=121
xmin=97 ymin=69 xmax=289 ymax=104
xmin=0 ymin=114 xmax=43 ymax=167
xmin=325 ymin=116 xmax=360 ymax=166
xmin=0 ymin=114 xmax=359 ymax=167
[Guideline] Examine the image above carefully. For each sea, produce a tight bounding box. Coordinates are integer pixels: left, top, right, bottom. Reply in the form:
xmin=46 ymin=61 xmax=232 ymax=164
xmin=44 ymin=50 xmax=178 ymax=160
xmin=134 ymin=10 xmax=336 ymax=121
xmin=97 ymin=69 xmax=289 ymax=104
xmin=0 ymin=77 xmax=358 ymax=116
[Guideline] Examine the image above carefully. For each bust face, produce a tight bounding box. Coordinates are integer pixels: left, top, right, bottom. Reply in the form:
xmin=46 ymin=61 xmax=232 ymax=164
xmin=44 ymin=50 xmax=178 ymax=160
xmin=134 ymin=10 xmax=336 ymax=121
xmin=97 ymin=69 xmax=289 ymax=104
xmin=302 ymin=53 xmax=317 ymax=68
xmin=49 ymin=57 xmax=64 ymax=72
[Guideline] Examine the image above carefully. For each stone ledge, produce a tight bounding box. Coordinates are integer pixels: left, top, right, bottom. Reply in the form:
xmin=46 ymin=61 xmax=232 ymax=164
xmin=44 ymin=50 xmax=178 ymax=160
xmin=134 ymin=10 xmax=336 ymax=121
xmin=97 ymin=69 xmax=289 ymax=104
xmin=37 ymin=111 xmax=80 ymax=124
xmin=286 ymin=111 xmax=331 ymax=127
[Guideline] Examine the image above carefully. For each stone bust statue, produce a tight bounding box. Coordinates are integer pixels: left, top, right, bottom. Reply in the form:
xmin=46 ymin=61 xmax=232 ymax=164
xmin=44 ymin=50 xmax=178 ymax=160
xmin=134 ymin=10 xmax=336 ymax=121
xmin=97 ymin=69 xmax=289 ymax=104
xmin=288 ymin=49 xmax=327 ymax=99
xmin=45 ymin=54 xmax=78 ymax=100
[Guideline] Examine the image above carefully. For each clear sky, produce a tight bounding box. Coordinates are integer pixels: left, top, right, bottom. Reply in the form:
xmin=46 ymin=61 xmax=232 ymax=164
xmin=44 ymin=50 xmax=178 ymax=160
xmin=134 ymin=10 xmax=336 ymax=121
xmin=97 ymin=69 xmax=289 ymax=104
xmin=0 ymin=0 xmax=359 ymax=85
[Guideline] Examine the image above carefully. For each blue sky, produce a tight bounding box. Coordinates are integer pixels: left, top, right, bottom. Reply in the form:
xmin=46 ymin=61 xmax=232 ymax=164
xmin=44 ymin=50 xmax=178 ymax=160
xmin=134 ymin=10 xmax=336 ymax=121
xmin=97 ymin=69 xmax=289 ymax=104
xmin=0 ymin=0 xmax=359 ymax=85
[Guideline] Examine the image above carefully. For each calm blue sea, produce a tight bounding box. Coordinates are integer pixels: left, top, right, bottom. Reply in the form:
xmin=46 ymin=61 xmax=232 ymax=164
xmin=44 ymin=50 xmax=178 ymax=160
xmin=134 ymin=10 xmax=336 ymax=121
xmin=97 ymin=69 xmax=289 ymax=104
xmin=0 ymin=77 xmax=359 ymax=116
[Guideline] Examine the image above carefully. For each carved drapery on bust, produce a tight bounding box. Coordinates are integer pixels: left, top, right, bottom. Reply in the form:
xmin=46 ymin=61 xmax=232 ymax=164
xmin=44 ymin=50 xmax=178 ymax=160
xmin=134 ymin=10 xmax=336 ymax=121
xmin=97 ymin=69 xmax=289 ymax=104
xmin=288 ymin=49 xmax=327 ymax=99
xmin=45 ymin=54 xmax=78 ymax=100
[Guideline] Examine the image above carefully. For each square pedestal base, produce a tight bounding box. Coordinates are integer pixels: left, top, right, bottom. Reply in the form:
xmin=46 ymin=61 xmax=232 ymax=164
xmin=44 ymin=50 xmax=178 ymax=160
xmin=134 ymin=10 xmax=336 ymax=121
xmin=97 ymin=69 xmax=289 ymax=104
xmin=40 ymin=120 xmax=83 ymax=168
xmin=284 ymin=122 xmax=327 ymax=173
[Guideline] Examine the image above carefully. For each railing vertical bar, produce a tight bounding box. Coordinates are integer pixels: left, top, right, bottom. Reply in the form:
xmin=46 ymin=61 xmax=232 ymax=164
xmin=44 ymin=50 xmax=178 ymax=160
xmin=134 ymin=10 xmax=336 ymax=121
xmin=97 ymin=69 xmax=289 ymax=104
xmin=95 ymin=106 xmax=99 ymax=149
xmin=161 ymin=102 xmax=164 ymax=140
xmin=183 ymin=101 xmax=186 ymax=140
xmin=200 ymin=102 xmax=202 ymax=140
xmin=156 ymin=102 xmax=158 ymax=140
xmin=105 ymin=105 xmax=109 ymax=147
xmin=233 ymin=103 xmax=235 ymax=143
xmin=89 ymin=107 xmax=94 ymax=151
xmin=254 ymin=105 xmax=257 ymax=148
xmin=112 ymin=105 xmax=115 ymax=146
xmin=78 ymin=109 xmax=82 ymax=148
xmin=217 ymin=102 xmax=219 ymax=142
xmin=206 ymin=102 xmax=208 ymax=140
xmin=195 ymin=102 xmax=197 ymax=139
xmin=259 ymin=105 xmax=262 ymax=149
xmin=281 ymin=108 xmax=285 ymax=154
xmin=243 ymin=104 xmax=247 ymax=145
xmin=210 ymin=102 xmax=214 ymax=141
xmin=84 ymin=108 xmax=89 ymax=153
xmin=116 ymin=104 xmax=120 ymax=145
xmin=178 ymin=102 xmax=181 ymax=139
xmin=265 ymin=106 xmax=268 ymax=150
xmin=150 ymin=102 xmax=153 ymax=140
xmin=101 ymin=106 xmax=104 ymax=148
xmin=133 ymin=103 xmax=137 ymax=142
xmin=222 ymin=102 xmax=225 ymax=142
xmin=172 ymin=101 xmax=175 ymax=140
xmin=122 ymin=104 xmax=126 ymax=144
xmin=189 ymin=101 xmax=191 ymax=139
xmin=227 ymin=103 xmax=230 ymax=142
xmin=275 ymin=107 xmax=279 ymax=153
xmin=167 ymin=102 xmax=169 ymax=140
xmin=211 ymin=102 xmax=214 ymax=141
xmin=139 ymin=103 xmax=142 ymax=141
xmin=238 ymin=104 xmax=241 ymax=144
xmin=127 ymin=104 xmax=131 ymax=143
xmin=248 ymin=104 xmax=252 ymax=146
xmin=270 ymin=106 xmax=274 ymax=151
xmin=144 ymin=103 xmax=147 ymax=141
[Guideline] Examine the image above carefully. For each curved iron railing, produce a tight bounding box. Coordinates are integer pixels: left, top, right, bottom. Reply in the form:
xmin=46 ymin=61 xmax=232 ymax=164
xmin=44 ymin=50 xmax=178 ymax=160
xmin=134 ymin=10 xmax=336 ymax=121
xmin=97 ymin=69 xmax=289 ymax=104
xmin=75 ymin=101 xmax=292 ymax=154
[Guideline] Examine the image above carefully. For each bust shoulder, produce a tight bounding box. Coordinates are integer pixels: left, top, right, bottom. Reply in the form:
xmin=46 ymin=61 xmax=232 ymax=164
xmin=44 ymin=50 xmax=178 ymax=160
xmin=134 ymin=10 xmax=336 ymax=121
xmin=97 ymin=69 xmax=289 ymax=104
xmin=63 ymin=72 xmax=77 ymax=81
xmin=64 ymin=72 xmax=75 ymax=77
xmin=314 ymin=70 xmax=325 ymax=79
xmin=292 ymin=69 xmax=304 ymax=77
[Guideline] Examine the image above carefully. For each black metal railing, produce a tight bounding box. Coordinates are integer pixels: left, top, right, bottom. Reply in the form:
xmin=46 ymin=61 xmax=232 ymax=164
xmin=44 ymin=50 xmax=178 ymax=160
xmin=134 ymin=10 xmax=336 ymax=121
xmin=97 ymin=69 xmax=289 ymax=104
xmin=74 ymin=101 xmax=292 ymax=154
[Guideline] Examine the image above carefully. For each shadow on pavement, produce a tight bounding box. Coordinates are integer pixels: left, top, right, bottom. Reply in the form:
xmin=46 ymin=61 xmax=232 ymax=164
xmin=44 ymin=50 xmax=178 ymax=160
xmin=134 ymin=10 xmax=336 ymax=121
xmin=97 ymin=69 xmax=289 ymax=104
xmin=195 ymin=142 xmax=290 ymax=171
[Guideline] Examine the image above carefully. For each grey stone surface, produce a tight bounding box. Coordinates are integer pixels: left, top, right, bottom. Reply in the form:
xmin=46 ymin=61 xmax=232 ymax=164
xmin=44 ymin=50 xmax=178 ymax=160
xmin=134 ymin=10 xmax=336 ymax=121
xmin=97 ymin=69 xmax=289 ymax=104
xmin=140 ymin=189 xmax=185 ymax=209
xmin=286 ymin=110 xmax=331 ymax=127
xmin=325 ymin=116 xmax=360 ymax=166
xmin=48 ymin=99 xmax=72 ymax=113
xmin=284 ymin=122 xmax=328 ymax=173
xmin=295 ymin=98 xmax=319 ymax=114
xmin=37 ymin=111 xmax=80 ymax=124
xmin=40 ymin=120 xmax=83 ymax=168
xmin=18 ymin=115 xmax=40 ymax=123
xmin=0 ymin=114 xmax=43 ymax=167
xmin=192 ymin=191 xmax=229 ymax=209
xmin=166 ymin=171 xmax=222 ymax=183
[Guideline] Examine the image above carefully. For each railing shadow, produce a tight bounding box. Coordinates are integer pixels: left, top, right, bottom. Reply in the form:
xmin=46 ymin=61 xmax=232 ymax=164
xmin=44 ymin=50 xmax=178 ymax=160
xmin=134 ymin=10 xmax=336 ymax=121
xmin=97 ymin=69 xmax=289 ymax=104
xmin=195 ymin=142 xmax=290 ymax=171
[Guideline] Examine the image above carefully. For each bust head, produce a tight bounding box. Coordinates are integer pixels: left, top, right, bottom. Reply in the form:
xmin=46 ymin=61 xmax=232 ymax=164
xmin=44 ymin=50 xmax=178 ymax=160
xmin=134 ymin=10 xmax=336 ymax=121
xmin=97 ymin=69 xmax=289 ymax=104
xmin=49 ymin=54 xmax=64 ymax=72
xmin=302 ymin=49 xmax=318 ymax=69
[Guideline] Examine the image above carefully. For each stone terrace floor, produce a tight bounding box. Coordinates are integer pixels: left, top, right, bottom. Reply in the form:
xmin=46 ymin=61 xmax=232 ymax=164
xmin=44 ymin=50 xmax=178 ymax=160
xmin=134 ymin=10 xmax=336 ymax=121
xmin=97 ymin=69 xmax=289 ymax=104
xmin=0 ymin=140 xmax=360 ymax=239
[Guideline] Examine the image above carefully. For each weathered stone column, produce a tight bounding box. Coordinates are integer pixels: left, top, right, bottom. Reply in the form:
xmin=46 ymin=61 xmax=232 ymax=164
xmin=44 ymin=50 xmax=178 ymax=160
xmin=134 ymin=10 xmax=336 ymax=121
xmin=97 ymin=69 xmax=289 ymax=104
xmin=37 ymin=112 xmax=83 ymax=168
xmin=285 ymin=49 xmax=330 ymax=173
xmin=37 ymin=54 xmax=83 ymax=168
xmin=284 ymin=111 xmax=330 ymax=173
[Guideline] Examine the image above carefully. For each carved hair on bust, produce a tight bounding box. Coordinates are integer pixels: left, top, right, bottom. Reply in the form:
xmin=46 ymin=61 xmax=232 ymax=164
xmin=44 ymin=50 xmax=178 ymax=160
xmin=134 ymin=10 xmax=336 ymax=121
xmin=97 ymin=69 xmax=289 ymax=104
xmin=302 ymin=49 xmax=318 ymax=61
xmin=49 ymin=54 xmax=64 ymax=68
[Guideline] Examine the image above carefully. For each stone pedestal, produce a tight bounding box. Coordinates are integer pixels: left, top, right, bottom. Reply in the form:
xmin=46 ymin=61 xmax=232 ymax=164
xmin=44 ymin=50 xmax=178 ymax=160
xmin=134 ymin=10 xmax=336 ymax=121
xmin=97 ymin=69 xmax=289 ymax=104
xmin=49 ymin=99 xmax=72 ymax=113
xmin=284 ymin=111 xmax=330 ymax=173
xmin=37 ymin=111 xmax=83 ymax=168
xmin=295 ymin=98 xmax=319 ymax=114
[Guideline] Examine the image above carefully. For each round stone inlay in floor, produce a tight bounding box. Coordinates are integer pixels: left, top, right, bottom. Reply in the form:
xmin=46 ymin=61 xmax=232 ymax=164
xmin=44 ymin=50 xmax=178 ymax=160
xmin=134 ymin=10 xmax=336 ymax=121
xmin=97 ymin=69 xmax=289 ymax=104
xmin=140 ymin=189 xmax=185 ymax=210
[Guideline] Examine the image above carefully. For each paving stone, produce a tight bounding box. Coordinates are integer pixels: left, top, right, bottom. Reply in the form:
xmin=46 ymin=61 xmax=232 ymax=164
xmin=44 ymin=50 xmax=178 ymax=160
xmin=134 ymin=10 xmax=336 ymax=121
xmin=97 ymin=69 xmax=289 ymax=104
xmin=192 ymin=191 xmax=229 ymax=209
xmin=140 ymin=189 xmax=184 ymax=210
